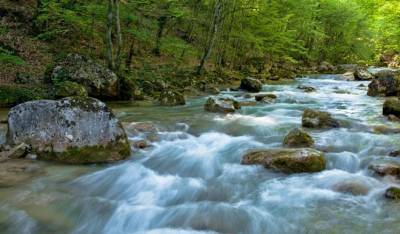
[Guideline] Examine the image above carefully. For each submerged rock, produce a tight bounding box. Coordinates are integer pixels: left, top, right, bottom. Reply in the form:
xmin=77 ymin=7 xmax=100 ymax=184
xmin=283 ymin=128 xmax=314 ymax=148
xmin=332 ymin=180 xmax=370 ymax=196
xmin=6 ymin=97 xmax=131 ymax=164
xmin=368 ymin=162 xmax=400 ymax=178
xmin=302 ymin=109 xmax=340 ymax=129
xmin=383 ymin=98 xmax=400 ymax=117
xmin=0 ymin=159 xmax=45 ymax=188
xmin=255 ymin=94 xmax=277 ymax=101
xmin=240 ymin=77 xmax=262 ymax=92
xmin=49 ymin=53 xmax=119 ymax=99
xmin=342 ymin=72 xmax=355 ymax=81
xmin=385 ymin=187 xmax=400 ymax=200
xmin=159 ymin=90 xmax=186 ymax=106
xmin=241 ymin=148 xmax=326 ymax=173
xmin=204 ymin=97 xmax=240 ymax=113
xmin=368 ymin=73 xmax=400 ymax=97
xmin=297 ymin=85 xmax=316 ymax=93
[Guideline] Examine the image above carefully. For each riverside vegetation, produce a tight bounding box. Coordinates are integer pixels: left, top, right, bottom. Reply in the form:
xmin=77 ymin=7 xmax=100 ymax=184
xmin=1 ymin=0 xmax=400 ymax=233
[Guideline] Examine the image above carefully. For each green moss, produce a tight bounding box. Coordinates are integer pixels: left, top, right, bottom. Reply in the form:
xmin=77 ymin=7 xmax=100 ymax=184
xmin=0 ymin=86 xmax=47 ymax=108
xmin=55 ymin=81 xmax=88 ymax=98
xmin=36 ymin=139 xmax=131 ymax=164
xmin=385 ymin=187 xmax=400 ymax=200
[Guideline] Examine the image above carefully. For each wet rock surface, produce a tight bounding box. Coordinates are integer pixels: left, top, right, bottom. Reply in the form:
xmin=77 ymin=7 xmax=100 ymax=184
xmin=302 ymin=108 xmax=340 ymax=129
xmin=283 ymin=128 xmax=314 ymax=148
xmin=240 ymin=77 xmax=262 ymax=92
xmin=204 ymin=97 xmax=240 ymax=113
xmin=241 ymin=148 xmax=326 ymax=173
xmin=6 ymin=97 xmax=131 ymax=164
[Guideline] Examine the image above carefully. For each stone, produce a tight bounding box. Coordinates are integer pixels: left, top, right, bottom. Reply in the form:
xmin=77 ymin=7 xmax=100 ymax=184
xmin=367 ymin=73 xmax=400 ymax=97
xmin=368 ymin=162 xmax=400 ymax=178
xmin=238 ymin=101 xmax=257 ymax=107
xmin=333 ymin=180 xmax=369 ymax=196
xmin=354 ymin=69 xmax=373 ymax=80
xmin=318 ymin=61 xmax=336 ymax=73
xmin=49 ymin=53 xmax=119 ymax=99
xmin=283 ymin=128 xmax=314 ymax=148
xmin=241 ymin=148 xmax=326 ymax=173
xmin=240 ymin=77 xmax=262 ymax=92
xmin=55 ymin=81 xmax=88 ymax=98
xmin=0 ymin=143 xmax=30 ymax=159
xmin=6 ymin=97 xmax=131 ymax=164
xmin=255 ymin=94 xmax=277 ymax=101
xmin=389 ymin=150 xmax=400 ymax=157
xmin=159 ymin=90 xmax=186 ymax=106
xmin=0 ymin=160 xmax=45 ymax=188
xmin=387 ymin=114 xmax=400 ymax=122
xmin=385 ymin=187 xmax=400 ymax=200
xmin=297 ymin=85 xmax=316 ymax=92
xmin=383 ymin=98 xmax=400 ymax=117
xmin=204 ymin=97 xmax=239 ymax=113
xmin=342 ymin=72 xmax=355 ymax=81
xmin=302 ymin=109 xmax=340 ymax=129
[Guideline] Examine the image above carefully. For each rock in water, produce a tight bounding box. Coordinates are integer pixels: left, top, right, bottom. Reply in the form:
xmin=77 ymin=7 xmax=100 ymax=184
xmin=240 ymin=77 xmax=262 ymax=92
xmin=383 ymin=98 xmax=400 ymax=117
xmin=297 ymin=85 xmax=316 ymax=92
xmin=367 ymin=72 xmax=400 ymax=97
xmin=283 ymin=128 xmax=314 ymax=148
xmin=204 ymin=97 xmax=239 ymax=113
xmin=368 ymin=162 xmax=400 ymax=178
xmin=159 ymin=90 xmax=186 ymax=106
xmin=241 ymin=148 xmax=325 ymax=173
xmin=49 ymin=54 xmax=119 ymax=99
xmin=385 ymin=187 xmax=400 ymax=200
xmin=354 ymin=69 xmax=373 ymax=80
xmin=342 ymin=72 xmax=355 ymax=81
xmin=302 ymin=108 xmax=340 ymax=128
xmin=6 ymin=97 xmax=131 ymax=164
xmin=333 ymin=180 xmax=370 ymax=196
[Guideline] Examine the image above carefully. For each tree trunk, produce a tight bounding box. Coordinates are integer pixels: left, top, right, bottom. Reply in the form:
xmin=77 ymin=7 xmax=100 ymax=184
xmin=106 ymin=0 xmax=114 ymax=70
xmin=114 ymin=0 xmax=122 ymax=71
xmin=196 ymin=0 xmax=224 ymax=75
xmin=153 ymin=16 xmax=168 ymax=56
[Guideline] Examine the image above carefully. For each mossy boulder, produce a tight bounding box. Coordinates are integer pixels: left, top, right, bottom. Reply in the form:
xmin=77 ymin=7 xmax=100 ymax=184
xmin=204 ymin=97 xmax=240 ymax=113
xmin=283 ymin=128 xmax=314 ymax=148
xmin=383 ymin=98 xmax=400 ymax=117
xmin=302 ymin=108 xmax=340 ymax=129
xmin=368 ymin=73 xmax=400 ymax=97
xmin=48 ymin=53 xmax=119 ymax=100
xmin=55 ymin=81 xmax=88 ymax=98
xmin=6 ymin=97 xmax=131 ymax=164
xmin=240 ymin=77 xmax=262 ymax=92
xmin=118 ymin=77 xmax=144 ymax=100
xmin=385 ymin=187 xmax=400 ymax=200
xmin=159 ymin=90 xmax=185 ymax=106
xmin=0 ymin=85 xmax=46 ymax=108
xmin=241 ymin=148 xmax=326 ymax=173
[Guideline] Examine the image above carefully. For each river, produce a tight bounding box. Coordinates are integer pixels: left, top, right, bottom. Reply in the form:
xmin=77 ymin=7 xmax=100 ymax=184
xmin=1 ymin=74 xmax=400 ymax=233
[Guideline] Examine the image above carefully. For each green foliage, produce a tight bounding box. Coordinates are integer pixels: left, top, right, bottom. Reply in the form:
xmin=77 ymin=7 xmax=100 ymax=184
xmin=0 ymin=47 xmax=25 ymax=66
xmin=0 ymin=86 xmax=46 ymax=107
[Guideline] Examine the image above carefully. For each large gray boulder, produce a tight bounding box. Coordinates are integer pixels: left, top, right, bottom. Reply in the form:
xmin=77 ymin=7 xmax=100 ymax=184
xmin=240 ymin=77 xmax=262 ymax=92
xmin=49 ymin=54 xmax=119 ymax=99
xmin=241 ymin=148 xmax=325 ymax=173
xmin=6 ymin=97 xmax=131 ymax=164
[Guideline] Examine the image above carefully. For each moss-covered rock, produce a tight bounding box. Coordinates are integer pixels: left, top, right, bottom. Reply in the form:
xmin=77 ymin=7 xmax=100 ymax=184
xmin=240 ymin=77 xmax=262 ymax=92
xmin=159 ymin=90 xmax=185 ymax=106
xmin=6 ymin=97 xmax=131 ymax=164
xmin=283 ymin=128 xmax=314 ymax=148
xmin=0 ymin=85 xmax=46 ymax=108
xmin=118 ymin=77 xmax=144 ymax=101
xmin=55 ymin=81 xmax=88 ymax=98
xmin=383 ymin=98 xmax=400 ymax=117
xmin=368 ymin=73 xmax=400 ymax=97
xmin=48 ymin=53 xmax=119 ymax=100
xmin=241 ymin=148 xmax=326 ymax=173
xmin=302 ymin=108 xmax=340 ymax=129
xmin=354 ymin=68 xmax=373 ymax=80
xmin=385 ymin=187 xmax=400 ymax=200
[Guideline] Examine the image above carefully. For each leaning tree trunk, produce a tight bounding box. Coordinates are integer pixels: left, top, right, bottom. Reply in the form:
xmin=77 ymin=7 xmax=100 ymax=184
xmin=196 ymin=0 xmax=224 ymax=75
xmin=106 ymin=0 xmax=115 ymax=70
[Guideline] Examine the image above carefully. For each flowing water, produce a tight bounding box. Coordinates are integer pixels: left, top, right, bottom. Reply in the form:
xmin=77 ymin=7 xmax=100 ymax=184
xmin=1 ymin=75 xmax=400 ymax=233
